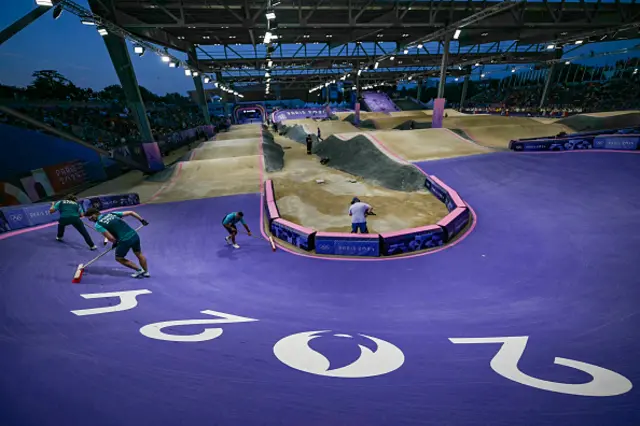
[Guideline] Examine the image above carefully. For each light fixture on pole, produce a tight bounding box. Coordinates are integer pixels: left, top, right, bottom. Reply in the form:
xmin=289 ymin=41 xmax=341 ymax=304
xmin=266 ymin=10 xmax=276 ymax=20
xmin=453 ymin=29 xmax=462 ymax=40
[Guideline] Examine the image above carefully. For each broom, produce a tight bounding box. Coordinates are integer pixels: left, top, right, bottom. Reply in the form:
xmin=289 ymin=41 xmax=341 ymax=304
xmin=244 ymin=232 xmax=277 ymax=252
xmin=72 ymin=224 xmax=144 ymax=283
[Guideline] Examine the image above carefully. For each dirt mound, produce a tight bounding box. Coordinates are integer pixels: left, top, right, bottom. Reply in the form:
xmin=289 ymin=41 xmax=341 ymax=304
xmin=150 ymin=156 xmax=261 ymax=203
xmin=312 ymin=134 xmax=426 ymax=191
xmin=444 ymin=115 xmax=540 ymax=128
xmin=370 ymin=129 xmax=490 ymax=161
xmin=190 ymin=138 xmax=259 ymax=160
xmin=557 ymin=112 xmax=640 ymax=132
xmin=393 ymin=119 xmax=432 ymax=131
xmin=216 ymin=124 xmax=262 ymax=140
xmin=284 ymin=118 xmax=358 ymax=136
xmin=261 ymin=130 xmax=284 ymax=172
xmin=280 ymin=124 xmax=311 ymax=144
xmin=462 ymin=123 xmax=573 ymax=148
xmin=267 ymin=132 xmax=448 ymax=233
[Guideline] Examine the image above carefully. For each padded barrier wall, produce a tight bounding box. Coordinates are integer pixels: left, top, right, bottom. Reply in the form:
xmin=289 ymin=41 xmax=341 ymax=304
xmin=271 ymin=219 xmax=316 ymax=251
xmin=510 ymin=133 xmax=640 ymax=152
xmin=315 ymin=232 xmax=380 ymax=257
xmin=0 ymin=193 xmax=140 ymax=234
xmin=263 ymin=180 xmax=281 ymax=231
xmin=377 ymin=175 xmax=470 ymax=256
xmin=264 ymin=172 xmax=472 ymax=257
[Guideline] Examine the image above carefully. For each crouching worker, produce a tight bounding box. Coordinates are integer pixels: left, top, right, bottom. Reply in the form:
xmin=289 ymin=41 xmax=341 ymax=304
xmin=85 ymin=208 xmax=150 ymax=278
xmin=222 ymin=211 xmax=251 ymax=249
xmin=50 ymin=195 xmax=96 ymax=250
xmin=348 ymin=197 xmax=374 ymax=234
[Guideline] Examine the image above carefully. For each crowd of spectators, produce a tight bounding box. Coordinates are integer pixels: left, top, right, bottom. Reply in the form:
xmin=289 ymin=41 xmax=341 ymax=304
xmin=460 ymin=76 xmax=640 ymax=116
xmin=0 ymin=102 xmax=223 ymax=152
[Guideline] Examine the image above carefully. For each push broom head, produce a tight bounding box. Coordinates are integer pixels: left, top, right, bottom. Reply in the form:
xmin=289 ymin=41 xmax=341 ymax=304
xmin=269 ymin=236 xmax=277 ymax=252
xmin=72 ymin=264 xmax=84 ymax=284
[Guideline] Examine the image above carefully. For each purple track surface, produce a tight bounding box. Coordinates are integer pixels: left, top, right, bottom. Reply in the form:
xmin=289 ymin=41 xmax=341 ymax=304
xmin=1 ymin=152 xmax=640 ymax=425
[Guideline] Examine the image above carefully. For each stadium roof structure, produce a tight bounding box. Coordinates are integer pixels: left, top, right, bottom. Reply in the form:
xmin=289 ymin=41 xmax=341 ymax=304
xmin=91 ymin=0 xmax=640 ymax=95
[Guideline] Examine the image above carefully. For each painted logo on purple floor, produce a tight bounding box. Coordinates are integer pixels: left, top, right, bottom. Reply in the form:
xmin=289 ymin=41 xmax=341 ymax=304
xmin=273 ymin=331 xmax=405 ymax=378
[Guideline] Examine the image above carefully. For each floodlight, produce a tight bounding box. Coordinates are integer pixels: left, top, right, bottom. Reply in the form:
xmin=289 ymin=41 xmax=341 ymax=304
xmin=98 ymin=27 xmax=108 ymax=37
xmin=134 ymin=46 xmax=145 ymax=56
xmin=266 ymin=11 xmax=276 ymax=20
xmin=453 ymin=29 xmax=461 ymax=40
xmin=36 ymin=0 xmax=53 ymax=6
xmin=185 ymin=69 xmax=192 ymax=76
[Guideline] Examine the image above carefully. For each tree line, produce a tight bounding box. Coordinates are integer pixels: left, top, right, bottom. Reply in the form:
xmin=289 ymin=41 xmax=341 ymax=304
xmin=0 ymin=70 xmax=192 ymax=105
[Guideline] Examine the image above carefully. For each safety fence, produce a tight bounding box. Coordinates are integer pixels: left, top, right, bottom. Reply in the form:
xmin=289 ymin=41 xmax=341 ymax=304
xmin=0 ymin=192 xmax=140 ymax=235
xmin=262 ymin=178 xmax=471 ymax=258
xmin=509 ymin=127 xmax=640 ymax=152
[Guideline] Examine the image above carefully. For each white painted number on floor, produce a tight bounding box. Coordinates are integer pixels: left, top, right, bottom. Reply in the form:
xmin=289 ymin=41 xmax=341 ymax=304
xmin=139 ymin=310 xmax=259 ymax=342
xmin=71 ymin=289 xmax=152 ymax=316
xmin=273 ymin=330 xmax=405 ymax=378
xmin=450 ymin=336 xmax=633 ymax=397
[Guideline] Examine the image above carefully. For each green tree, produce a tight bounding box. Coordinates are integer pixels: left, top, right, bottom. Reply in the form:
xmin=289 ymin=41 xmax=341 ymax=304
xmin=139 ymin=86 xmax=160 ymax=103
xmin=99 ymin=85 xmax=125 ymax=101
xmin=26 ymin=70 xmax=82 ymax=100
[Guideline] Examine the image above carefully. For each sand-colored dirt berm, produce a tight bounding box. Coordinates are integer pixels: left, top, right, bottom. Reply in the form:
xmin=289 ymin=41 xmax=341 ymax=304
xmin=267 ymin=133 xmax=449 ymax=233
xmin=79 ymin=125 xmax=263 ymax=203
xmin=336 ymin=129 xmax=492 ymax=162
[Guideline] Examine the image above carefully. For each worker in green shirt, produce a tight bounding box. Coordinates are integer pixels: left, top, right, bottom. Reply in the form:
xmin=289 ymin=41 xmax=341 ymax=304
xmin=49 ymin=195 xmax=96 ymax=250
xmin=85 ymin=207 xmax=150 ymax=278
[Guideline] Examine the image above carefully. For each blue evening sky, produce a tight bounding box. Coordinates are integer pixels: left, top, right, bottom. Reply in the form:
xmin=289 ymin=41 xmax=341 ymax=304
xmin=1 ymin=0 xmax=639 ymax=94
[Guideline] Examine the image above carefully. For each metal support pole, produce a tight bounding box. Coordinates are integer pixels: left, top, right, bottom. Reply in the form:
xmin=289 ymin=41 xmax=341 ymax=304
xmin=437 ymin=35 xmax=450 ymax=99
xmin=539 ymin=63 xmax=556 ymax=109
xmin=460 ymin=72 xmax=470 ymax=109
xmin=0 ymin=6 xmax=50 ymax=47
xmin=101 ymin=33 xmax=154 ymax=142
xmin=189 ymin=47 xmax=212 ymax=125
xmin=416 ymin=79 xmax=422 ymax=102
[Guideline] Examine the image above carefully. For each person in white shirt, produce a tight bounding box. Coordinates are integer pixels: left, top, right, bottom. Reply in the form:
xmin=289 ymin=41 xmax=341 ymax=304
xmin=348 ymin=197 xmax=374 ymax=234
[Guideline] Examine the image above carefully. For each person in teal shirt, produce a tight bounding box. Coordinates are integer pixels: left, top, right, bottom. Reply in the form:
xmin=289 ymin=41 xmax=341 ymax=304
xmin=49 ymin=195 xmax=96 ymax=250
xmin=85 ymin=207 xmax=150 ymax=278
xmin=222 ymin=211 xmax=251 ymax=249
